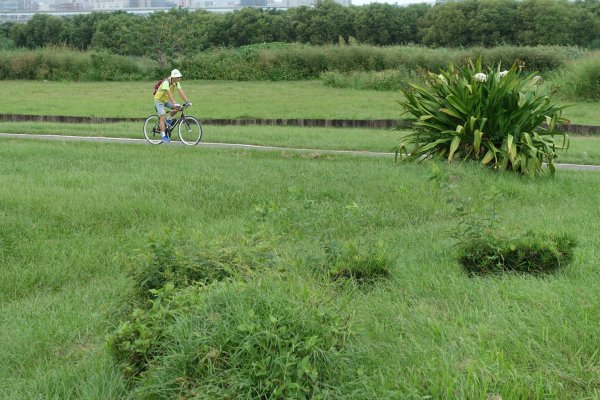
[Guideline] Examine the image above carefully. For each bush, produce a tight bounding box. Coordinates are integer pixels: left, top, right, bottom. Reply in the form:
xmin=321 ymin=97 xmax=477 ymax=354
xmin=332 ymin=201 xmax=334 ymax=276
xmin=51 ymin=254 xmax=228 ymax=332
xmin=474 ymin=45 xmax=584 ymax=73
xmin=0 ymin=45 xmax=589 ymax=81
xmin=554 ymin=52 xmax=600 ymax=101
xmin=320 ymin=68 xmax=417 ymax=91
xmin=0 ymin=48 xmax=156 ymax=81
xmin=0 ymin=34 xmax=14 ymax=51
xmin=108 ymin=277 xmax=350 ymax=399
xmin=395 ymin=59 xmax=570 ymax=176
xmin=88 ymin=51 xmax=149 ymax=81
xmin=459 ymin=233 xmax=576 ymax=275
xmin=180 ymin=45 xmax=584 ymax=81
xmin=129 ymin=229 xmax=276 ymax=302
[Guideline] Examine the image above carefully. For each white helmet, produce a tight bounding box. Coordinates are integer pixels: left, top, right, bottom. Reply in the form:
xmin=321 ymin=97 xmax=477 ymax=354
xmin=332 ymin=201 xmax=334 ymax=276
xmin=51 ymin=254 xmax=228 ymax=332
xmin=171 ymin=69 xmax=182 ymax=78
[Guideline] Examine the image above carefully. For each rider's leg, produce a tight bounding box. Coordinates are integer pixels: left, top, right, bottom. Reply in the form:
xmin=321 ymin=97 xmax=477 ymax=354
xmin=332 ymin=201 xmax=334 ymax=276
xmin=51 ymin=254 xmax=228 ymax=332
xmin=155 ymin=101 xmax=169 ymax=140
xmin=159 ymin=114 xmax=166 ymax=133
xmin=167 ymin=102 xmax=181 ymax=119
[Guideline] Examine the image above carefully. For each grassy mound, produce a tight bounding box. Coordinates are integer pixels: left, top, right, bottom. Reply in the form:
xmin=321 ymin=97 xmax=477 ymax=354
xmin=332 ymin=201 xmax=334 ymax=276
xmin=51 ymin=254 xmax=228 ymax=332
xmin=459 ymin=233 xmax=576 ymax=275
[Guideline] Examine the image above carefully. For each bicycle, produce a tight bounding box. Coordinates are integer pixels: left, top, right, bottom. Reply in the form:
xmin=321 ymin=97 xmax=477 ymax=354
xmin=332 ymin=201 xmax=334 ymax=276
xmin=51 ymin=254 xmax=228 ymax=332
xmin=143 ymin=103 xmax=203 ymax=145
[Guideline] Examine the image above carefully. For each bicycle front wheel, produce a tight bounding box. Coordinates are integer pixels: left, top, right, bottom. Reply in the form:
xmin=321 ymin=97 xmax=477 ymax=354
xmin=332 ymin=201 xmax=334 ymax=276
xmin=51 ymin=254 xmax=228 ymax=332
xmin=143 ymin=115 xmax=163 ymax=145
xmin=178 ymin=117 xmax=203 ymax=146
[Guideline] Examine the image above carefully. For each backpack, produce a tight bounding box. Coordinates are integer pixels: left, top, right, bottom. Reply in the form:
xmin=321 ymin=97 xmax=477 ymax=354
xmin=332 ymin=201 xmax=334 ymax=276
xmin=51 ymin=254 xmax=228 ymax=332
xmin=153 ymin=78 xmax=167 ymax=95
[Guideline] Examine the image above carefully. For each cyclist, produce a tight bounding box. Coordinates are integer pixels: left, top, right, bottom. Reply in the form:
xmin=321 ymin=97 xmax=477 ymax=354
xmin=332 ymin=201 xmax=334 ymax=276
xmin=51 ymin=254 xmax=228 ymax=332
xmin=153 ymin=68 xmax=192 ymax=142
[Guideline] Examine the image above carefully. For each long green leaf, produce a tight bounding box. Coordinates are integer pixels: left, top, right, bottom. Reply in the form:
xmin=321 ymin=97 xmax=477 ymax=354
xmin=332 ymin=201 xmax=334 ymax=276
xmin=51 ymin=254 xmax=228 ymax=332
xmin=439 ymin=108 xmax=462 ymax=119
xmin=473 ymin=130 xmax=483 ymax=158
xmin=448 ymin=135 xmax=461 ymax=162
xmin=445 ymin=94 xmax=469 ymax=115
xmin=518 ymin=92 xmax=526 ymax=108
xmin=481 ymin=149 xmax=495 ymax=165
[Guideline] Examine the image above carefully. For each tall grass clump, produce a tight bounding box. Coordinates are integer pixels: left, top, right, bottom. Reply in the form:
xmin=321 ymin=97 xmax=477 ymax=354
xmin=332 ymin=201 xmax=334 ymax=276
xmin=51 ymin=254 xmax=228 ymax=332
xmin=553 ymin=52 xmax=600 ymax=101
xmin=429 ymin=165 xmax=577 ymax=276
xmin=0 ymin=47 xmax=89 ymax=80
xmin=182 ymin=45 xmax=585 ymax=81
xmin=0 ymin=35 xmax=14 ymax=50
xmin=473 ymin=45 xmax=585 ymax=73
xmin=128 ymin=228 xmax=277 ymax=303
xmin=0 ymin=45 xmax=588 ymax=81
xmin=109 ymin=277 xmax=350 ymax=399
xmin=0 ymin=48 xmax=157 ymax=81
xmin=88 ymin=51 xmax=155 ymax=81
xmin=459 ymin=233 xmax=577 ymax=275
xmin=320 ymin=68 xmax=417 ymax=91
xmin=322 ymin=239 xmax=392 ymax=285
xmin=395 ymin=59 xmax=570 ymax=176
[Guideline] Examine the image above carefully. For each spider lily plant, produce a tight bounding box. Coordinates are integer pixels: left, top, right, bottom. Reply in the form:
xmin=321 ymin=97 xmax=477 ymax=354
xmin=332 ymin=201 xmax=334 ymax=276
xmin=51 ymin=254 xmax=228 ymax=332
xmin=395 ymin=59 xmax=570 ymax=176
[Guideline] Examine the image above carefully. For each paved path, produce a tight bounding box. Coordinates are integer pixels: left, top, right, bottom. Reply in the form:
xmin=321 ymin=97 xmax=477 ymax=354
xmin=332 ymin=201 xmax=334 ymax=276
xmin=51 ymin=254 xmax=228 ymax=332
xmin=2 ymin=132 xmax=600 ymax=172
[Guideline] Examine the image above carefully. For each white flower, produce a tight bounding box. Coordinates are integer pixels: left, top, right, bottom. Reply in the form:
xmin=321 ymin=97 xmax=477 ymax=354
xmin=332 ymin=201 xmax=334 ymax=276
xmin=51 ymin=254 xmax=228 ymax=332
xmin=499 ymin=70 xmax=509 ymax=78
xmin=438 ymin=74 xmax=447 ymax=83
xmin=532 ymin=75 xmax=543 ymax=85
xmin=473 ymin=73 xmax=488 ymax=82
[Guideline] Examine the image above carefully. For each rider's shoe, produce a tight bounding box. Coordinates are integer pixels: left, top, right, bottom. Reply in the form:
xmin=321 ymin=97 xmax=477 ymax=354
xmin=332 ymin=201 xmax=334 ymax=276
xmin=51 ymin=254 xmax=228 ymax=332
xmin=166 ymin=118 xmax=175 ymax=127
xmin=162 ymin=135 xmax=170 ymax=142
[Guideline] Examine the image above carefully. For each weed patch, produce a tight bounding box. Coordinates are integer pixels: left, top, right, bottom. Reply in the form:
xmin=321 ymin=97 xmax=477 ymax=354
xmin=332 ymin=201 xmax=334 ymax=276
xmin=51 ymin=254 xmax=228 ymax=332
xmin=459 ymin=233 xmax=576 ymax=275
xmin=128 ymin=228 xmax=276 ymax=302
xmin=108 ymin=277 xmax=350 ymax=399
xmin=323 ymin=239 xmax=392 ymax=285
xmin=428 ymin=164 xmax=577 ymax=276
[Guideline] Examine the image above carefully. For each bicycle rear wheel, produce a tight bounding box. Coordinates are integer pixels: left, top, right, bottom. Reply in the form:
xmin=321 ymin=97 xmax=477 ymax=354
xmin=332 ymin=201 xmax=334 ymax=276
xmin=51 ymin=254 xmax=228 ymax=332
xmin=143 ymin=115 xmax=163 ymax=144
xmin=178 ymin=117 xmax=203 ymax=146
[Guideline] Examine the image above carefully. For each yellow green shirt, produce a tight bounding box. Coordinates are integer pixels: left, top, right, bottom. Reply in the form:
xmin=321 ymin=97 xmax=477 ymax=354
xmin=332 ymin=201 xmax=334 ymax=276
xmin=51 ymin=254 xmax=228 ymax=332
xmin=153 ymin=79 xmax=182 ymax=103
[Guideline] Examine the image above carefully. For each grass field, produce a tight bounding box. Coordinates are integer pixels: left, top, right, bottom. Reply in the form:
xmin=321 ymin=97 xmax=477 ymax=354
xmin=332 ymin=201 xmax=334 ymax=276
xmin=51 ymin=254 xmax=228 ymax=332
xmin=1 ymin=121 xmax=600 ymax=165
xmin=1 ymin=138 xmax=599 ymax=399
xmin=2 ymin=80 xmax=404 ymax=120
xmin=2 ymin=80 xmax=600 ymax=125
xmin=2 ymin=77 xmax=600 ymax=399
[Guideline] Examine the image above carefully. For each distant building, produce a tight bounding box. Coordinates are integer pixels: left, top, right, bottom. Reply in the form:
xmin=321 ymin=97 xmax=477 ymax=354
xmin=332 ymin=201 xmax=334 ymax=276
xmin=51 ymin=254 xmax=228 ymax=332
xmin=54 ymin=0 xmax=84 ymax=10
xmin=1 ymin=0 xmax=348 ymax=21
xmin=240 ymin=0 xmax=266 ymax=6
xmin=0 ymin=0 xmax=20 ymax=11
xmin=91 ymin=0 xmax=125 ymax=9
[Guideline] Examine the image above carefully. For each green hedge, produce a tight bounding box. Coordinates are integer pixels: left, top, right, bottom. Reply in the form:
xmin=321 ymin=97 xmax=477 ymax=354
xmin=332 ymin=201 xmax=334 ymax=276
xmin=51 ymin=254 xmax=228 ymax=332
xmin=182 ymin=44 xmax=587 ymax=81
xmin=0 ymin=45 xmax=589 ymax=82
xmin=553 ymin=52 xmax=600 ymax=101
xmin=0 ymin=47 xmax=157 ymax=81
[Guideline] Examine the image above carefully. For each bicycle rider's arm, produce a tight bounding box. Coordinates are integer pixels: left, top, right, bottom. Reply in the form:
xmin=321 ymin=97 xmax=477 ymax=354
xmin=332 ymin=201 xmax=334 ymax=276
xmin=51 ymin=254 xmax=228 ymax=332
xmin=166 ymin=90 xmax=177 ymax=107
xmin=178 ymin=87 xmax=190 ymax=104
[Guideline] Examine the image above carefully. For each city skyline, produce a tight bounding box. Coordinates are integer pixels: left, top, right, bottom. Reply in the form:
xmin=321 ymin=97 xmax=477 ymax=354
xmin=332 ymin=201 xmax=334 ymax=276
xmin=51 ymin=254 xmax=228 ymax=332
xmin=0 ymin=0 xmax=432 ymax=12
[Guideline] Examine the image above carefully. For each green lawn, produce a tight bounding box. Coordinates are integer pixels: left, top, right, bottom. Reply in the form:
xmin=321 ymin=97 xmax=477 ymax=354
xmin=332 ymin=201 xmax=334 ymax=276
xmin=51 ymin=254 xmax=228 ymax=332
xmin=2 ymin=80 xmax=403 ymax=120
xmin=2 ymin=121 xmax=600 ymax=165
xmin=1 ymin=138 xmax=599 ymax=399
xmin=2 ymin=80 xmax=600 ymax=125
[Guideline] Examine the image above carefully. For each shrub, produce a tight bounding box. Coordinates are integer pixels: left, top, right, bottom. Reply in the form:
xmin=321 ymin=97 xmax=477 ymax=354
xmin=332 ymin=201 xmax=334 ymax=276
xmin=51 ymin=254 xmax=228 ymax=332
xmin=458 ymin=233 xmax=576 ymax=275
xmin=395 ymin=59 xmax=570 ymax=176
xmin=322 ymin=239 xmax=391 ymax=284
xmin=181 ymin=45 xmax=584 ymax=81
xmin=129 ymin=229 xmax=275 ymax=302
xmin=88 ymin=51 xmax=148 ymax=81
xmin=320 ymin=68 xmax=417 ymax=91
xmin=108 ymin=277 xmax=350 ymax=399
xmin=554 ymin=52 xmax=600 ymax=101
xmin=0 ymin=45 xmax=588 ymax=81
xmin=475 ymin=45 xmax=584 ymax=73
xmin=0 ymin=48 xmax=156 ymax=81
xmin=0 ymin=35 xmax=14 ymax=51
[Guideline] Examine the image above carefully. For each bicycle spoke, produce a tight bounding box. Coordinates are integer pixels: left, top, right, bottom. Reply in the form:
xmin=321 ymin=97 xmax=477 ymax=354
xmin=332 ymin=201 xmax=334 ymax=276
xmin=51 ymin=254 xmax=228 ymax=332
xmin=143 ymin=115 xmax=163 ymax=144
xmin=178 ymin=117 xmax=203 ymax=146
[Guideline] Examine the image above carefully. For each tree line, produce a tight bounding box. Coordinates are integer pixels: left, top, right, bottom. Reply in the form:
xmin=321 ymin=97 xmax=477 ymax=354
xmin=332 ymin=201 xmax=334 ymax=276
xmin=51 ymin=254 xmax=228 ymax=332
xmin=1 ymin=0 xmax=599 ymax=60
